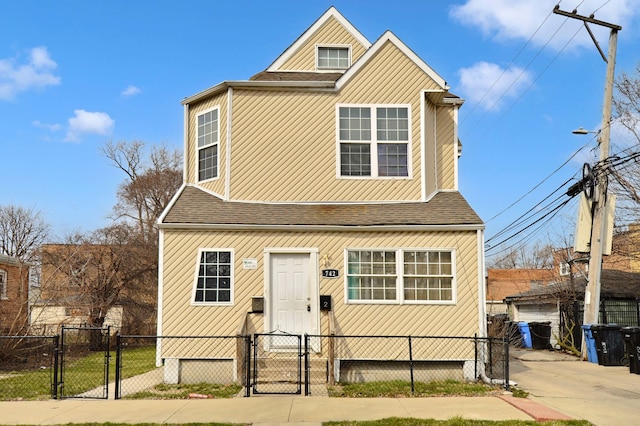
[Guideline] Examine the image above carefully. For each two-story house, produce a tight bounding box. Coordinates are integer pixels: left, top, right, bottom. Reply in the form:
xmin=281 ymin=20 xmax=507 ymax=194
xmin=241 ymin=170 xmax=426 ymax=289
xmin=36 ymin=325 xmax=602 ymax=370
xmin=0 ymin=254 xmax=30 ymax=335
xmin=157 ymin=7 xmax=484 ymax=385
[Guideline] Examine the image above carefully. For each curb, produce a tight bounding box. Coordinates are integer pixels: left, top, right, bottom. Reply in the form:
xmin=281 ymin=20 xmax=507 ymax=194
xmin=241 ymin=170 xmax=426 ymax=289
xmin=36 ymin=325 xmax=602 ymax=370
xmin=498 ymin=395 xmax=573 ymax=422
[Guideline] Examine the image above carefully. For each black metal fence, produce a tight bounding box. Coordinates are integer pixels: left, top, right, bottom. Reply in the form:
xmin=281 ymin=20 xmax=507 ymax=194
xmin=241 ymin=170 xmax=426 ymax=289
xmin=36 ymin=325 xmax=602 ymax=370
xmin=0 ymin=332 xmax=509 ymax=400
xmin=0 ymin=335 xmax=59 ymax=400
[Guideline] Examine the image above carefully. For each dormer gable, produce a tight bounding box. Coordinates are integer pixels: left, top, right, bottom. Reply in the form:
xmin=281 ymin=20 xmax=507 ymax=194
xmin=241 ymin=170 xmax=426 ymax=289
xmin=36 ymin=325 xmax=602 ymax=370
xmin=268 ymin=6 xmax=371 ymax=73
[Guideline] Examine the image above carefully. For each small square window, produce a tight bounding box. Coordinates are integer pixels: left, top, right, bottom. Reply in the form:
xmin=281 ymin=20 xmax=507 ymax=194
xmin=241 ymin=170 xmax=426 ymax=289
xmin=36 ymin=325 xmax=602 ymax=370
xmin=318 ymin=47 xmax=350 ymax=70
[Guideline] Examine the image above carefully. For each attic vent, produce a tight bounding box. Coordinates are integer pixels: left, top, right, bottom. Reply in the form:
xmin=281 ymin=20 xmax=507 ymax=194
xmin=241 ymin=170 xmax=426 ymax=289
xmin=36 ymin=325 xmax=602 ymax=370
xmin=317 ymin=46 xmax=350 ymax=70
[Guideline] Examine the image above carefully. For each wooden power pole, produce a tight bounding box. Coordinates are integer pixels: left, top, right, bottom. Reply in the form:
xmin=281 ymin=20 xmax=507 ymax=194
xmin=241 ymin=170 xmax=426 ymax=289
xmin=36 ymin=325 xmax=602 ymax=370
xmin=552 ymin=6 xmax=621 ymax=359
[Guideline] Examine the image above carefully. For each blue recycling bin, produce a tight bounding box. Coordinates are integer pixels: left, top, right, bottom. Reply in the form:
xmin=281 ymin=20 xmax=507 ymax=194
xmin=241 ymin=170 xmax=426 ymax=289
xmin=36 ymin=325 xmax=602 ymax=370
xmin=518 ymin=321 xmax=532 ymax=348
xmin=581 ymin=324 xmax=598 ymax=363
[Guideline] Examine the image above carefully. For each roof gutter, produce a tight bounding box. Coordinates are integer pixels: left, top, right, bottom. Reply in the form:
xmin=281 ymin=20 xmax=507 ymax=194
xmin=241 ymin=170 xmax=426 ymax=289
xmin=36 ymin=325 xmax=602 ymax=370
xmin=182 ymin=80 xmax=337 ymax=105
xmin=159 ymin=223 xmax=484 ymax=232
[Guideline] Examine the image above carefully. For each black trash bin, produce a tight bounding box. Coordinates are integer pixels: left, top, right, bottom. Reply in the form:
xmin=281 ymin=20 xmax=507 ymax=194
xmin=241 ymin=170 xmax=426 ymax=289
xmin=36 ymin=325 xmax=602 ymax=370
xmin=621 ymin=327 xmax=640 ymax=374
xmin=591 ymin=324 xmax=625 ymax=366
xmin=528 ymin=321 xmax=552 ymax=350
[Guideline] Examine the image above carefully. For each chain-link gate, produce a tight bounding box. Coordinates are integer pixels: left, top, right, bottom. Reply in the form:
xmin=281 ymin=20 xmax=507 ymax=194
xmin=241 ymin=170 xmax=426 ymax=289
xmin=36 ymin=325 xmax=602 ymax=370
xmin=59 ymin=326 xmax=111 ymax=399
xmin=252 ymin=333 xmax=302 ymax=395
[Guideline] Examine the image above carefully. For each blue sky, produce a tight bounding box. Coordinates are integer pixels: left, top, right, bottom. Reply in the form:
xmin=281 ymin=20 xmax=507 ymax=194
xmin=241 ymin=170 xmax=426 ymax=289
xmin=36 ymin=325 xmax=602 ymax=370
xmin=1 ymin=1 xmax=639 ymax=251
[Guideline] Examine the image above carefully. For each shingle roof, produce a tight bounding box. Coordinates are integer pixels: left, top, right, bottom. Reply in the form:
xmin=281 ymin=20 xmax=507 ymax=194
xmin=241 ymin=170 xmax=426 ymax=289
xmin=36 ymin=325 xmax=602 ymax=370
xmin=161 ymin=186 xmax=483 ymax=228
xmin=250 ymin=71 xmax=343 ymax=82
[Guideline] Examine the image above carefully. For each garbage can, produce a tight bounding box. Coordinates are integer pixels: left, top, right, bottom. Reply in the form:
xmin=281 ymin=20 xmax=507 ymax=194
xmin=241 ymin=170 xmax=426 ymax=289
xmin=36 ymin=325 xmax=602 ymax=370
xmin=581 ymin=324 xmax=598 ymax=363
xmin=529 ymin=321 xmax=552 ymax=349
xmin=517 ymin=322 xmax=532 ymax=348
xmin=621 ymin=327 xmax=640 ymax=374
xmin=591 ymin=324 xmax=625 ymax=366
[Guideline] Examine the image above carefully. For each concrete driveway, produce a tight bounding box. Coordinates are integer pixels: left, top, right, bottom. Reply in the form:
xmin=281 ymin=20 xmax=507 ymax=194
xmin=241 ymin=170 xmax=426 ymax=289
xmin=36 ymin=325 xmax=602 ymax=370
xmin=509 ymin=348 xmax=640 ymax=426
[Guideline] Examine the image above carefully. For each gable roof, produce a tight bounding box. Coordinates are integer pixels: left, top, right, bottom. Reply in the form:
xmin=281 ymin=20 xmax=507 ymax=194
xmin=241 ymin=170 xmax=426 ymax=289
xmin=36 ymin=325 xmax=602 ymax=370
xmin=336 ymin=30 xmax=448 ymax=90
xmin=160 ymin=185 xmax=483 ymax=230
xmin=267 ymin=6 xmax=371 ymax=71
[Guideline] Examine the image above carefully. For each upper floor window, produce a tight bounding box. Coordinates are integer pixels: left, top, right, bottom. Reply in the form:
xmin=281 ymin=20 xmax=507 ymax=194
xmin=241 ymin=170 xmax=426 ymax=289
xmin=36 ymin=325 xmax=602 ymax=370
xmin=0 ymin=269 xmax=7 ymax=299
xmin=346 ymin=249 xmax=454 ymax=304
xmin=192 ymin=249 xmax=233 ymax=305
xmin=338 ymin=105 xmax=410 ymax=178
xmin=559 ymin=262 xmax=570 ymax=276
xmin=317 ymin=46 xmax=350 ymax=70
xmin=197 ymin=108 xmax=219 ymax=182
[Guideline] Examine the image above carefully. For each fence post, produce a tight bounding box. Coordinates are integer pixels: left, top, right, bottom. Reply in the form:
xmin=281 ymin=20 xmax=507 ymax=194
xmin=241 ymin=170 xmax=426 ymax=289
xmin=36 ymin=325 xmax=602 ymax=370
xmin=328 ymin=334 xmax=335 ymax=385
xmin=52 ymin=334 xmax=60 ymax=399
xmin=244 ymin=335 xmax=252 ymax=397
xmin=474 ymin=334 xmax=478 ymax=380
xmin=504 ymin=333 xmax=510 ymax=391
xmin=114 ymin=333 xmax=121 ymax=399
xmin=408 ymin=336 xmax=415 ymax=395
xmin=304 ymin=334 xmax=309 ymax=396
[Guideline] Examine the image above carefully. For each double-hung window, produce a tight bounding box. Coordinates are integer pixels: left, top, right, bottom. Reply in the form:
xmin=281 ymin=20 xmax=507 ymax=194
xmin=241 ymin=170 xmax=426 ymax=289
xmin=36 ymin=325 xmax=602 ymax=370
xmin=192 ymin=249 xmax=233 ymax=305
xmin=0 ymin=270 xmax=6 ymax=299
xmin=346 ymin=249 xmax=454 ymax=304
xmin=197 ymin=108 xmax=219 ymax=182
xmin=338 ymin=105 xmax=410 ymax=178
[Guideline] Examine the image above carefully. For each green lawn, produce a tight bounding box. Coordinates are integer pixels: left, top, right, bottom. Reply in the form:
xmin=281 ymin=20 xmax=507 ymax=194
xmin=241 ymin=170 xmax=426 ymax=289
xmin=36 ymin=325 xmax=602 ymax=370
xmin=0 ymin=345 xmax=157 ymax=400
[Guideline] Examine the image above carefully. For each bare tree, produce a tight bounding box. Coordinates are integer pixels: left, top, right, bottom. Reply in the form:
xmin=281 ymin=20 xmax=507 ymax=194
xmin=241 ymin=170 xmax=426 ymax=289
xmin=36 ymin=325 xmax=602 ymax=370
xmin=101 ymin=141 xmax=182 ymax=245
xmin=487 ymin=242 xmax=555 ymax=269
xmin=0 ymin=205 xmax=49 ymax=262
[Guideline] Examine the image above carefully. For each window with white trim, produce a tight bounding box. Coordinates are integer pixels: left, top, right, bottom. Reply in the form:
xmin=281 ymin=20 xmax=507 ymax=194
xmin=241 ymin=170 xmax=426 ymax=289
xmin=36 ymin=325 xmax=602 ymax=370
xmin=346 ymin=249 xmax=454 ymax=304
xmin=197 ymin=108 xmax=219 ymax=181
xmin=559 ymin=261 xmax=570 ymax=276
xmin=192 ymin=250 xmax=233 ymax=305
xmin=338 ymin=105 xmax=409 ymax=177
xmin=0 ymin=269 xmax=7 ymax=300
xmin=317 ymin=46 xmax=350 ymax=70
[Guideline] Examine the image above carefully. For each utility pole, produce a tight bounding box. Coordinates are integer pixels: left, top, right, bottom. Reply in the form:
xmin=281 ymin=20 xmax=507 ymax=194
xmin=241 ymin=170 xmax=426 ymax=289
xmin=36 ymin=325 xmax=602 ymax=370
xmin=552 ymin=6 xmax=621 ymax=359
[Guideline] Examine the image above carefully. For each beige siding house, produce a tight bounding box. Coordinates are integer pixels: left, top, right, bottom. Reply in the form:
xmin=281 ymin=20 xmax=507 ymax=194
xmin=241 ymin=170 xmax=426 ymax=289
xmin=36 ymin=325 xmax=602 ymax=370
xmin=158 ymin=7 xmax=485 ymax=384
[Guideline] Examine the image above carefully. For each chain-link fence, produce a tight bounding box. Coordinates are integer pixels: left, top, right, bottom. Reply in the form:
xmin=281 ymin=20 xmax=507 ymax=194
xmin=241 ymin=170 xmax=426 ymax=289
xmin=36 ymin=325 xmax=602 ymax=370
xmin=115 ymin=335 xmax=251 ymax=399
xmin=305 ymin=335 xmax=509 ymax=395
xmin=0 ymin=335 xmax=59 ymax=400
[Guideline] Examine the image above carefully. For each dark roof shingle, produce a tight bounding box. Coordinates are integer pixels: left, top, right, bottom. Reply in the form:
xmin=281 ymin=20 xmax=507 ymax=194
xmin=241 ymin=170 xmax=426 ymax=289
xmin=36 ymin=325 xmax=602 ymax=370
xmin=161 ymin=186 xmax=483 ymax=228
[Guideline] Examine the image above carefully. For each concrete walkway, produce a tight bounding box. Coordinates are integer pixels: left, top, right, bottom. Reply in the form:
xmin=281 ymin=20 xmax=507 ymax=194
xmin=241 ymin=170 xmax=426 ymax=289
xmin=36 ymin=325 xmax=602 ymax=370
xmin=7 ymin=348 xmax=626 ymax=425
xmin=0 ymin=396 xmax=553 ymax=425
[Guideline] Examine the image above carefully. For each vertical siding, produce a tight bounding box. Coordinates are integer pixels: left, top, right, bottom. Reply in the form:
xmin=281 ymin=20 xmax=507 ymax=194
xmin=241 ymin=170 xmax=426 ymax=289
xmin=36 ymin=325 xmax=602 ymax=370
xmin=186 ymin=92 xmax=229 ymax=196
xmin=161 ymin=229 xmax=480 ymax=339
xmin=229 ymin=41 xmax=445 ymax=202
xmin=279 ymin=16 xmax=368 ymax=71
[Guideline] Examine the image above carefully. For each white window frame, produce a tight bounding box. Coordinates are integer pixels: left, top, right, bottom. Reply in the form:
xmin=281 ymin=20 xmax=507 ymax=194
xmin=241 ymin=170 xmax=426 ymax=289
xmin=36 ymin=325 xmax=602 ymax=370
xmin=191 ymin=248 xmax=234 ymax=306
xmin=0 ymin=269 xmax=6 ymax=300
xmin=316 ymin=44 xmax=351 ymax=70
xmin=344 ymin=248 xmax=456 ymax=305
xmin=196 ymin=106 xmax=220 ymax=183
xmin=559 ymin=261 xmax=570 ymax=276
xmin=336 ymin=104 xmax=412 ymax=179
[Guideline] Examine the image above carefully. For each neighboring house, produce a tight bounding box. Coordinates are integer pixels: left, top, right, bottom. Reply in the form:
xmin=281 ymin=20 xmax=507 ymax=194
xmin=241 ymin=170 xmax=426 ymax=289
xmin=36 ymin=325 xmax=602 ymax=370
xmin=505 ymin=269 xmax=640 ymax=350
xmin=0 ymin=254 xmax=31 ymax=334
xmin=158 ymin=7 xmax=484 ymax=383
xmin=486 ymin=268 xmax=558 ymax=316
xmin=30 ymin=244 xmax=125 ymax=335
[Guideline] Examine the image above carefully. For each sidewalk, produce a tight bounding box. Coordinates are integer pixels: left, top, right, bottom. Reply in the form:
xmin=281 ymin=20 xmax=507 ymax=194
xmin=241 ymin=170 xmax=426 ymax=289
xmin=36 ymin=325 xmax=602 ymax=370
xmin=0 ymin=395 xmax=570 ymax=425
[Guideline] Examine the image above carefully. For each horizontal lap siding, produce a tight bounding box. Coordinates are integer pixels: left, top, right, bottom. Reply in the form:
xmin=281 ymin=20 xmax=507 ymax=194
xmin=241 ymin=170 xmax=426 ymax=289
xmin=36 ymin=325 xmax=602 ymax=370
xmin=436 ymin=107 xmax=456 ymax=190
xmin=230 ymin=42 xmax=445 ymax=202
xmin=161 ymin=229 xmax=480 ymax=339
xmin=187 ymin=93 xmax=229 ymax=196
xmin=279 ymin=16 xmax=367 ymax=71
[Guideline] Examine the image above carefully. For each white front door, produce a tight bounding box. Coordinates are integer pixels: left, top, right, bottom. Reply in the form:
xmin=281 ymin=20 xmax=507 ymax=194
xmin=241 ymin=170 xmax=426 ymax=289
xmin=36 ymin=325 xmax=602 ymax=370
xmin=269 ymin=253 xmax=312 ymax=337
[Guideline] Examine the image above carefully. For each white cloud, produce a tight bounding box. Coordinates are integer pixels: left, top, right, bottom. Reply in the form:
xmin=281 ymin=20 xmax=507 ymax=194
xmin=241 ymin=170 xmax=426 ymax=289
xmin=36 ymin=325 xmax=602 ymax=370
xmin=458 ymin=61 xmax=533 ymax=111
xmin=121 ymin=84 xmax=141 ymax=96
xmin=33 ymin=120 xmax=63 ymax=132
xmin=0 ymin=46 xmax=60 ymax=100
xmin=65 ymin=109 xmax=114 ymax=142
xmin=450 ymin=0 xmax=637 ymax=52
